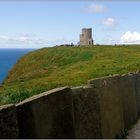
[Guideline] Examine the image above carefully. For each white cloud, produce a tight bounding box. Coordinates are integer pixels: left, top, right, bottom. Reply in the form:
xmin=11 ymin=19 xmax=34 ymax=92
xmin=86 ymin=4 xmax=105 ymax=13
xmin=0 ymin=34 xmax=48 ymax=48
xmin=0 ymin=34 xmax=78 ymax=48
xmin=103 ymin=17 xmax=117 ymax=27
xmin=0 ymin=35 xmax=31 ymax=43
xmin=48 ymin=37 xmax=78 ymax=46
xmin=120 ymin=31 xmax=140 ymax=43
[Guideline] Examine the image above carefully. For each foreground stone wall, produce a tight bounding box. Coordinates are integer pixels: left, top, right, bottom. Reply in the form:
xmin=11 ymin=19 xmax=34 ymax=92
xmin=0 ymin=104 xmax=18 ymax=138
xmin=16 ymin=87 xmax=75 ymax=138
xmin=119 ymin=74 xmax=138 ymax=129
xmin=135 ymin=73 xmax=140 ymax=115
xmin=0 ymin=72 xmax=140 ymax=138
xmin=87 ymin=75 xmax=124 ymax=138
xmin=72 ymin=86 xmax=102 ymax=138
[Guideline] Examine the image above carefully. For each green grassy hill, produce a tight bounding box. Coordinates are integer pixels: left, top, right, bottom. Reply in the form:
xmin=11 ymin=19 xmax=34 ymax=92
xmin=1 ymin=45 xmax=140 ymax=105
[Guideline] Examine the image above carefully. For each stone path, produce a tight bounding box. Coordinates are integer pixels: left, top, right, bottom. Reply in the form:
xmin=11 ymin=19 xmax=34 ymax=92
xmin=127 ymin=119 xmax=140 ymax=139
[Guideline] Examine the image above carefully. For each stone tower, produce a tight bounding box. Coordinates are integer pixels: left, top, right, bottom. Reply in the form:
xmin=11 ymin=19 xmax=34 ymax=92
xmin=80 ymin=28 xmax=94 ymax=46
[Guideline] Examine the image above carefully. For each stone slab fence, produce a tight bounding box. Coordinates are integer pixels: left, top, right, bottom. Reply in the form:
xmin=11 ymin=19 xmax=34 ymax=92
xmin=0 ymin=72 xmax=140 ymax=138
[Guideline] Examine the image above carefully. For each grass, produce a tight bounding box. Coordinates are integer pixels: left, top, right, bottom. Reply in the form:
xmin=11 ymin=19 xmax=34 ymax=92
xmin=1 ymin=45 xmax=140 ymax=105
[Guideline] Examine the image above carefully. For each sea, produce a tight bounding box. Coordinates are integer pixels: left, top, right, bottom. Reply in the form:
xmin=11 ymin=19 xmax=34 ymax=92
xmin=0 ymin=48 xmax=35 ymax=84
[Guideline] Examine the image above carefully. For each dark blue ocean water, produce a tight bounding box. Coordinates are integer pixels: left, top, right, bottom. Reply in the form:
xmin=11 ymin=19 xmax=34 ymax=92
xmin=0 ymin=49 xmax=35 ymax=84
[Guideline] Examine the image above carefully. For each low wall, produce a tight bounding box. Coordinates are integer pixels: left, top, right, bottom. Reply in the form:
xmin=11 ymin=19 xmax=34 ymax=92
xmin=72 ymin=86 xmax=102 ymax=138
xmin=119 ymin=74 xmax=138 ymax=129
xmin=87 ymin=75 xmax=124 ymax=138
xmin=16 ymin=87 xmax=75 ymax=138
xmin=135 ymin=73 xmax=140 ymax=115
xmin=0 ymin=72 xmax=140 ymax=138
xmin=0 ymin=104 xmax=18 ymax=138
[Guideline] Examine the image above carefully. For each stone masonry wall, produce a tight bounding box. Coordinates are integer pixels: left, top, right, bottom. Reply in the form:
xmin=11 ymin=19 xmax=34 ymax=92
xmin=119 ymin=74 xmax=138 ymax=129
xmin=72 ymin=86 xmax=102 ymax=138
xmin=134 ymin=73 xmax=140 ymax=115
xmin=0 ymin=72 xmax=140 ymax=138
xmin=16 ymin=87 xmax=75 ymax=138
xmin=0 ymin=104 xmax=18 ymax=138
xmin=87 ymin=75 xmax=124 ymax=138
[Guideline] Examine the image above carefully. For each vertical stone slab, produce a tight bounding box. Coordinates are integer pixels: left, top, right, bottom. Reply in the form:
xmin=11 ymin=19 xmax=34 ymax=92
xmin=134 ymin=73 xmax=140 ymax=115
xmin=88 ymin=75 xmax=124 ymax=138
xmin=72 ymin=86 xmax=102 ymax=138
xmin=119 ymin=74 xmax=138 ymax=129
xmin=0 ymin=104 xmax=18 ymax=138
xmin=16 ymin=87 xmax=75 ymax=139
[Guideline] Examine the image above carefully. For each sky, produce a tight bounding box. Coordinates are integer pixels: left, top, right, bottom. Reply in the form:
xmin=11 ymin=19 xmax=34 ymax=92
xmin=0 ymin=0 xmax=140 ymax=48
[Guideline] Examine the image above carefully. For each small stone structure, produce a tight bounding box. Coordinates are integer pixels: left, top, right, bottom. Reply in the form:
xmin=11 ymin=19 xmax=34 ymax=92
xmin=80 ymin=28 xmax=94 ymax=45
xmin=0 ymin=72 xmax=140 ymax=138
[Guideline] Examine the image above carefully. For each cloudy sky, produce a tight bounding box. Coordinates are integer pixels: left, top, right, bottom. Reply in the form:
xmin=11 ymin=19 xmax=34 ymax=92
xmin=0 ymin=0 xmax=140 ymax=48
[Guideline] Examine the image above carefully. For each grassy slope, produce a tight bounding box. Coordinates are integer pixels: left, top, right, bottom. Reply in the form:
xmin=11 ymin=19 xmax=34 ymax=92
xmin=1 ymin=45 xmax=140 ymax=105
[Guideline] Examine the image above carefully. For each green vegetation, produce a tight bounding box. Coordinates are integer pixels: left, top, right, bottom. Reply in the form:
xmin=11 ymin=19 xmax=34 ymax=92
xmin=1 ymin=45 xmax=140 ymax=105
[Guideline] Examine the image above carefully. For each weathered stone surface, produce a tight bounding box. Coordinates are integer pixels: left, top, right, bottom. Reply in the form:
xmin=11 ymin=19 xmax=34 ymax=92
xmin=134 ymin=73 xmax=140 ymax=115
xmin=0 ymin=104 xmax=18 ymax=138
xmin=72 ymin=86 xmax=102 ymax=138
xmin=16 ymin=87 xmax=75 ymax=139
xmin=88 ymin=75 xmax=125 ymax=138
xmin=119 ymin=74 xmax=138 ymax=129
